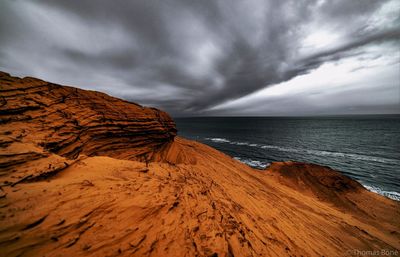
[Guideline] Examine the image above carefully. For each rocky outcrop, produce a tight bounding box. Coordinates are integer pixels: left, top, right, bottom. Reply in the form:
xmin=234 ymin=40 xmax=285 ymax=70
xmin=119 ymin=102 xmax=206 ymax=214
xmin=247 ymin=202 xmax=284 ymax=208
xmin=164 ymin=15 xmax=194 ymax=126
xmin=0 ymin=71 xmax=176 ymax=184
xmin=265 ymin=161 xmax=364 ymax=207
xmin=0 ymin=72 xmax=399 ymax=257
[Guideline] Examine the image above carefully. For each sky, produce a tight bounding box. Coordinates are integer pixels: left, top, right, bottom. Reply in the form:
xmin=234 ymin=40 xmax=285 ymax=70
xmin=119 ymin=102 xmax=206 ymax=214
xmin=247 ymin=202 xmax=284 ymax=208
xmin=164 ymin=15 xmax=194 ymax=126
xmin=0 ymin=0 xmax=399 ymax=116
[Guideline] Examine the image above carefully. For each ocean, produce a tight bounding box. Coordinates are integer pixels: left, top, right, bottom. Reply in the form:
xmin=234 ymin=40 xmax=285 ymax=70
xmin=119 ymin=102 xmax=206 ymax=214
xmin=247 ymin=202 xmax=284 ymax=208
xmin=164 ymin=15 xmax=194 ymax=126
xmin=175 ymin=116 xmax=400 ymax=201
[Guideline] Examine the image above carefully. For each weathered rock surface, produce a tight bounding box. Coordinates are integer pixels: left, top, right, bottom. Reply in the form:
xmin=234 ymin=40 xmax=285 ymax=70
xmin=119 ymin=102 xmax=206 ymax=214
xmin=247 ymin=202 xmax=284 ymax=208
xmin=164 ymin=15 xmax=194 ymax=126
xmin=0 ymin=71 xmax=176 ymax=185
xmin=0 ymin=72 xmax=399 ymax=257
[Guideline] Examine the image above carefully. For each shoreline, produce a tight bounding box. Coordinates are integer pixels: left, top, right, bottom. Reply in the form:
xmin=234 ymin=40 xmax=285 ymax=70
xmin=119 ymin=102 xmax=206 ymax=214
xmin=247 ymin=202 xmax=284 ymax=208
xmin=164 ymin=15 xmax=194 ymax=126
xmin=182 ymin=136 xmax=400 ymax=202
xmin=233 ymin=155 xmax=400 ymax=202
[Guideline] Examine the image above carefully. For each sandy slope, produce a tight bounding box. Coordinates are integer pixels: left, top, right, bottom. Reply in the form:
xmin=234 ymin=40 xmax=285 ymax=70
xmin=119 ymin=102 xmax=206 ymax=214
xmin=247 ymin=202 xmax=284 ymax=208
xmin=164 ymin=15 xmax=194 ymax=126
xmin=0 ymin=72 xmax=399 ymax=257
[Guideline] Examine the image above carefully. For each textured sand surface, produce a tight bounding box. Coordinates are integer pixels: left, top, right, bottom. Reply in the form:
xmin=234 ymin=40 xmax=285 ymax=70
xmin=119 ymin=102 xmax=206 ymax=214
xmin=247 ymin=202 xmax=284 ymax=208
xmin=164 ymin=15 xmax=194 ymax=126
xmin=0 ymin=72 xmax=399 ymax=257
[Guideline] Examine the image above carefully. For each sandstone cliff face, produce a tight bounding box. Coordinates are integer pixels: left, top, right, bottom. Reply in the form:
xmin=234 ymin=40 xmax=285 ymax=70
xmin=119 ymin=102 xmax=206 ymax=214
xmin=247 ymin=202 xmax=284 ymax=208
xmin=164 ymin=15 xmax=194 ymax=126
xmin=0 ymin=71 xmax=176 ymax=184
xmin=0 ymin=72 xmax=399 ymax=257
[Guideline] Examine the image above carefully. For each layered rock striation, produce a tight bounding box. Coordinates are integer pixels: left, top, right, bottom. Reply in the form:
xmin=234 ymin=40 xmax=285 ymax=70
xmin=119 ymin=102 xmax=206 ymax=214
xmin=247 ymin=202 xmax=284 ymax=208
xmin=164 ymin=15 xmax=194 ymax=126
xmin=0 ymin=71 xmax=176 ymax=184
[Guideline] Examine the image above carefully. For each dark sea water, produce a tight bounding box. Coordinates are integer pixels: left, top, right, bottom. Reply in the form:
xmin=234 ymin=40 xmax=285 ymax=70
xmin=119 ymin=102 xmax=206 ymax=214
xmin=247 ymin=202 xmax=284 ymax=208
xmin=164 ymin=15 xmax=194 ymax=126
xmin=175 ymin=115 xmax=400 ymax=201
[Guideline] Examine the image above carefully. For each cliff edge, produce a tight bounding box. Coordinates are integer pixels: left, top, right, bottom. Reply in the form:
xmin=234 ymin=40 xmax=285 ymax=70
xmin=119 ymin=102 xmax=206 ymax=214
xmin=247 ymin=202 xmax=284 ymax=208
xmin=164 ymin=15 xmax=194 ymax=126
xmin=0 ymin=72 xmax=399 ymax=257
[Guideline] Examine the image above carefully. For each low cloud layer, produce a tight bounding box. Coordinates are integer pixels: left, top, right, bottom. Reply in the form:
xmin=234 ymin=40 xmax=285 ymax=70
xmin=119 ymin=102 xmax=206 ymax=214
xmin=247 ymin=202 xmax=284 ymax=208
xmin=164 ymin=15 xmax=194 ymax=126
xmin=0 ymin=0 xmax=399 ymax=116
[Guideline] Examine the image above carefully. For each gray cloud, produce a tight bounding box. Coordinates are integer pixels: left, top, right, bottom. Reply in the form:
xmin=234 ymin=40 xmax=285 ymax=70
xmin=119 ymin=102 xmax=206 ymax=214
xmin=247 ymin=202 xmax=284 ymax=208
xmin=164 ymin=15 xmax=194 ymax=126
xmin=0 ymin=0 xmax=399 ymax=116
xmin=294 ymin=28 xmax=400 ymax=74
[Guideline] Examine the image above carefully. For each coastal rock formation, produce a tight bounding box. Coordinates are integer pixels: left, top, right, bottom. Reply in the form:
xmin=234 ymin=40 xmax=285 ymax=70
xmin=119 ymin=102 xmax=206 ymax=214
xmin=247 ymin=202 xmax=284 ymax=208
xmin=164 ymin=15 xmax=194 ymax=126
xmin=0 ymin=71 xmax=176 ymax=185
xmin=0 ymin=72 xmax=399 ymax=257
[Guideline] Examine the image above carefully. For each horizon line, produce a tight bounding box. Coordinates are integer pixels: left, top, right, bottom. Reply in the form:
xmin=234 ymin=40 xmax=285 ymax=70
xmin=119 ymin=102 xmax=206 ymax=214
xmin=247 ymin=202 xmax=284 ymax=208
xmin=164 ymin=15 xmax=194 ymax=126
xmin=173 ymin=113 xmax=400 ymax=118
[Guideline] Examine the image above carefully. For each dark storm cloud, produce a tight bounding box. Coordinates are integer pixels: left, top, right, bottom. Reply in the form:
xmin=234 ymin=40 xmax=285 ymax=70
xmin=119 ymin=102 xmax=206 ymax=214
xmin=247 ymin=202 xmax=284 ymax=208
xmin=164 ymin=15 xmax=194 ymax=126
xmin=0 ymin=0 xmax=399 ymax=115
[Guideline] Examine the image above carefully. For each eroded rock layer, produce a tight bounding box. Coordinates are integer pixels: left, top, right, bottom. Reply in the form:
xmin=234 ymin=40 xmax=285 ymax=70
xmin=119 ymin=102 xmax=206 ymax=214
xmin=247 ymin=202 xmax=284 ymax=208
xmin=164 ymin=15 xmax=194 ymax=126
xmin=0 ymin=71 xmax=176 ymax=184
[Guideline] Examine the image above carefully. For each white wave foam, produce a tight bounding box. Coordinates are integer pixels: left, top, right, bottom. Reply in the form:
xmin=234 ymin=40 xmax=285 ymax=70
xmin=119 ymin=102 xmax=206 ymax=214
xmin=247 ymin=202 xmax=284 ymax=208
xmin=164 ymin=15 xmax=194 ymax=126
xmin=206 ymin=137 xmax=231 ymax=143
xmin=233 ymin=157 xmax=269 ymax=169
xmin=363 ymin=185 xmax=400 ymax=201
xmin=204 ymin=138 xmax=399 ymax=164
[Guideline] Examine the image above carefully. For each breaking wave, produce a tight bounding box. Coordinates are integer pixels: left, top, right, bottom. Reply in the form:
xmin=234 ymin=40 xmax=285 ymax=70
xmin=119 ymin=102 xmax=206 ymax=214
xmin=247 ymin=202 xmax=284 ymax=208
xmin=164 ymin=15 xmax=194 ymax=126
xmin=363 ymin=185 xmax=400 ymax=201
xmin=233 ymin=157 xmax=269 ymax=169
